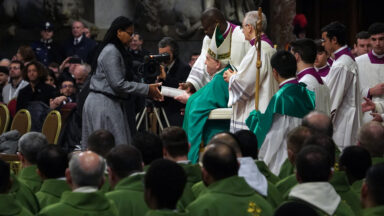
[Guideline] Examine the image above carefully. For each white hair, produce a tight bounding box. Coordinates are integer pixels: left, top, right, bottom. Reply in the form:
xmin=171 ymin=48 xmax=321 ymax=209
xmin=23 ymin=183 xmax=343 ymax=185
xmin=69 ymin=153 xmax=106 ymax=187
xmin=244 ymin=11 xmax=267 ymax=32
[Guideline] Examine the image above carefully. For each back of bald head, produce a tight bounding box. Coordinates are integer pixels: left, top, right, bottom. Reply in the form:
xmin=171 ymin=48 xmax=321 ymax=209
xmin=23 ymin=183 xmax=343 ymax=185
xmin=201 ymin=8 xmax=226 ymax=25
xmin=69 ymin=151 xmax=106 ymax=188
xmin=358 ymin=121 xmax=384 ymax=157
xmin=302 ymin=111 xmax=333 ymax=137
xmin=202 ymin=143 xmax=239 ymax=181
xmin=209 ymin=132 xmax=241 ymax=157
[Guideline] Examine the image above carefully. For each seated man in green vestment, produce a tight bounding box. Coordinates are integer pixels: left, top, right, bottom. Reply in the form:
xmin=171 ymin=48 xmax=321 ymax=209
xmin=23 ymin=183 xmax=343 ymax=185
xmin=17 ymin=132 xmax=48 ymax=193
xmin=36 ymin=145 xmax=70 ymax=209
xmin=357 ymin=121 xmax=384 ymax=165
xmin=144 ymin=159 xmax=189 ymax=216
xmin=161 ymin=126 xmax=202 ymax=210
xmin=105 ymin=145 xmax=149 ymax=216
xmin=38 ymin=151 xmax=118 ymax=216
xmin=187 ymin=142 xmax=273 ymax=216
xmin=183 ymin=24 xmax=234 ymax=164
xmin=339 ymin=146 xmax=372 ymax=197
xmin=287 ymin=146 xmax=355 ymax=216
xmin=0 ymin=159 xmax=34 ymax=216
xmin=279 ymin=126 xmax=312 ymax=179
xmin=246 ymin=50 xmax=316 ymax=175
xmin=361 ymin=163 xmax=384 ymax=216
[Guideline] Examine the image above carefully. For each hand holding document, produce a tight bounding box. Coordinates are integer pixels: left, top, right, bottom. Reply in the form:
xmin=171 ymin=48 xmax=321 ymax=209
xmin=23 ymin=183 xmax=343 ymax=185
xmin=161 ymin=86 xmax=186 ymax=98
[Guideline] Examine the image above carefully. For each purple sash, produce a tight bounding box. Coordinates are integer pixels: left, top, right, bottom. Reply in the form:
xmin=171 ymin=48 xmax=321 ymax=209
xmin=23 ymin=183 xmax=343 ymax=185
xmin=327 ymin=57 xmax=334 ymax=67
xmin=223 ymin=22 xmax=238 ymax=39
xmin=317 ymin=65 xmax=330 ymax=77
xmin=280 ymin=79 xmax=299 ymax=89
xmin=334 ymin=47 xmax=355 ymax=61
xmin=297 ymin=67 xmax=324 ymax=84
xmin=261 ymin=34 xmax=274 ymax=48
xmin=368 ymin=50 xmax=384 ymax=64
xmin=250 ymin=38 xmax=256 ymax=46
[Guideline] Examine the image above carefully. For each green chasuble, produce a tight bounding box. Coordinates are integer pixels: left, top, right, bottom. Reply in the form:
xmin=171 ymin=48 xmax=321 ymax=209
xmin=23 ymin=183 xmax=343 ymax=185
xmin=183 ymin=66 xmax=232 ymax=164
xmin=18 ymin=165 xmax=43 ymax=193
xmin=177 ymin=163 xmax=202 ymax=210
xmin=35 ymin=179 xmax=70 ymax=209
xmin=187 ymin=176 xmax=274 ymax=216
xmin=145 ymin=209 xmax=190 ymax=216
xmin=100 ymin=174 xmax=111 ymax=193
xmin=255 ymin=160 xmax=280 ymax=184
xmin=38 ymin=191 xmax=118 ymax=216
xmin=351 ymin=179 xmax=364 ymax=197
xmin=286 ymin=198 xmax=356 ymax=216
xmin=0 ymin=194 xmax=34 ymax=216
xmin=9 ymin=175 xmax=40 ymax=214
xmin=330 ymin=171 xmax=362 ymax=215
xmin=371 ymin=157 xmax=384 ymax=165
xmin=278 ymin=159 xmax=294 ymax=180
xmin=106 ymin=173 xmax=149 ymax=216
xmin=246 ymin=83 xmax=315 ymax=148
xmin=275 ymin=174 xmax=298 ymax=200
xmin=363 ymin=206 xmax=384 ymax=216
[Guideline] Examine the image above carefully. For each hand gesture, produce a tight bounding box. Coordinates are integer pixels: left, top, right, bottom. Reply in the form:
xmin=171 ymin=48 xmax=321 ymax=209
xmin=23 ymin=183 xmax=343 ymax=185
xmin=223 ymin=69 xmax=236 ymax=83
xmin=369 ymin=83 xmax=384 ymax=97
xmin=148 ymin=83 xmax=164 ymax=101
xmin=362 ymin=97 xmax=376 ymax=113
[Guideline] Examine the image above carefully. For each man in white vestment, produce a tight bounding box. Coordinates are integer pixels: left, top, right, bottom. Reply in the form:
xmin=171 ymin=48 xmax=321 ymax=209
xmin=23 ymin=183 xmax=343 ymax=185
xmin=357 ymin=23 xmax=384 ymax=123
xmin=290 ymin=38 xmax=331 ymax=115
xmin=223 ymin=11 xmax=278 ymax=132
xmin=180 ymin=8 xmax=251 ymax=94
xmin=321 ymin=21 xmax=362 ymax=150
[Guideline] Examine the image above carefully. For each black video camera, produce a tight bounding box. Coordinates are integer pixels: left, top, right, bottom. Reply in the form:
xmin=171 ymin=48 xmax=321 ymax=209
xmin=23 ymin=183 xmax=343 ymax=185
xmin=141 ymin=53 xmax=170 ymax=83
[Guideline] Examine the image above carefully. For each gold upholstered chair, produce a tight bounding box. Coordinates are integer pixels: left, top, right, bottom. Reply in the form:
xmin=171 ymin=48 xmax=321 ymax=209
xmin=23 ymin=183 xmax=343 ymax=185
xmin=0 ymin=104 xmax=10 ymax=135
xmin=42 ymin=110 xmax=62 ymax=145
xmin=10 ymin=109 xmax=31 ymax=136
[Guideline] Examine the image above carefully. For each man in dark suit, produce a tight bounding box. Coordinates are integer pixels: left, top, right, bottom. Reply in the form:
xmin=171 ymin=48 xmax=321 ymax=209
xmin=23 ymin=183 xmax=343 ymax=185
xmin=61 ymin=20 xmax=97 ymax=64
xmin=157 ymin=37 xmax=191 ymax=126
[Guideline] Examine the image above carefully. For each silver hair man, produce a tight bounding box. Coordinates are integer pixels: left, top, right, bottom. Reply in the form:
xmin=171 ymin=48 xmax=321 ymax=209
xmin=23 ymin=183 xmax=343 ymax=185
xmin=68 ymin=151 xmax=106 ymax=189
xmin=244 ymin=11 xmax=267 ymax=32
xmin=18 ymin=132 xmax=48 ymax=164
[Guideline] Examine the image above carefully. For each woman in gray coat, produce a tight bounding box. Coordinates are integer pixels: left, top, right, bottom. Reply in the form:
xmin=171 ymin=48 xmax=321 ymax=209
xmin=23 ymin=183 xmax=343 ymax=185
xmin=82 ymin=17 xmax=162 ymax=148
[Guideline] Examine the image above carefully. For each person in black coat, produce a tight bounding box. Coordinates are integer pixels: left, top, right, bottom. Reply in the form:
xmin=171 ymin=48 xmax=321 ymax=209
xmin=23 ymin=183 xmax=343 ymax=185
xmin=157 ymin=37 xmax=191 ymax=126
xmin=61 ymin=21 xmax=97 ymax=64
xmin=16 ymin=61 xmax=57 ymax=111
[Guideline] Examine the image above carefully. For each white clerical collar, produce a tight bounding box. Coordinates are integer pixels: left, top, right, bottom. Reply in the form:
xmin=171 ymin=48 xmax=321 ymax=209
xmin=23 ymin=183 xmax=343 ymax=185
xmin=56 ymin=177 xmax=66 ymax=181
xmin=279 ymin=77 xmax=296 ymax=87
xmin=315 ymin=64 xmax=328 ymax=71
xmin=73 ymin=186 xmax=98 ymax=193
xmin=177 ymin=160 xmax=190 ymax=165
xmin=297 ymin=67 xmax=314 ymax=75
xmin=333 ymin=45 xmax=348 ymax=55
xmin=372 ymin=50 xmax=384 ymax=58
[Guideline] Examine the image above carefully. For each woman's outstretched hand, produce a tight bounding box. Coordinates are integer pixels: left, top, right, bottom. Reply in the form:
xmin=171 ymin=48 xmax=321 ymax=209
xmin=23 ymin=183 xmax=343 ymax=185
xmin=148 ymin=83 xmax=164 ymax=101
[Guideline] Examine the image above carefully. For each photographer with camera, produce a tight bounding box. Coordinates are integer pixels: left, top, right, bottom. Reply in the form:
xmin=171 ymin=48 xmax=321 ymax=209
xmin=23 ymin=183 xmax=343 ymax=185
xmin=156 ymin=37 xmax=190 ymax=126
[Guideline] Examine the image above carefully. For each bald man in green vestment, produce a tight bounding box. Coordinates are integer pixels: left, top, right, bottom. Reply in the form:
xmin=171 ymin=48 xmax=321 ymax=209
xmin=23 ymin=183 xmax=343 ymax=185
xmin=187 ymin=143 xmax=273 ymax=216
xmin=105 ymin=145 xmax=149 ymax=216
xmin=357 ymin=122 xmax=384 ymax=165
xmin=38 ymin=151 xmax=118 ymax=216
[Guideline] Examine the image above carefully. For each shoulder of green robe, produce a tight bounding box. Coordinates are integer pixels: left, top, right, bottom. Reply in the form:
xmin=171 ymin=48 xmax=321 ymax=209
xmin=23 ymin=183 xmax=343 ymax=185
xmin=363 ymin=206 xmax=384 ymax=216
xmin=278 ymin=159 xmax=294 ymax=180
xmin=255 ymin=160 xmax=280 ymax=184
xmin=9 ymin=175 xmax=40 ymax=214
xmin=276 ymin=174 xmax=298 ymax=200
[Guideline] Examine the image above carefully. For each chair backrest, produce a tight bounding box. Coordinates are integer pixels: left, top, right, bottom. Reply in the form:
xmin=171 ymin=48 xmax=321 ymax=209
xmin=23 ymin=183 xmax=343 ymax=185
xmin=0 ymin=154 xmax=22 ymax=175
xmin=0 ymin=104 xmax=10 ymax=134
xmin=10 ymin=109 xmax=32 ymax=136
xmin=42 ymin=110 xmax=62 ymax=145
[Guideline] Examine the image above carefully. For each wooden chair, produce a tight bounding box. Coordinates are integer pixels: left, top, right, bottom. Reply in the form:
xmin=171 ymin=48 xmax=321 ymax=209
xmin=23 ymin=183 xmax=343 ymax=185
xmin=10 ymin=109 xmax=31 ymax=136
xmin=42 ymin=110 xmax=62 ymax=145
xmin=0 ymin=104 xmax=10 ymax=134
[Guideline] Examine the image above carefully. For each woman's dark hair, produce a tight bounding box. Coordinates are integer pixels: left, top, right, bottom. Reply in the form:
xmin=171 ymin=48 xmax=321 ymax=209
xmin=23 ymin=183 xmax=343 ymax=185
xmin=17 ymin=45 xmax=36 ymax=63
xmin=91 ymin=16 xmax=134 ymax=81
xmin=23 ymin=60 xmax=48 ymax=83
xmin=46 ymin=69 xmax=59 ymax=88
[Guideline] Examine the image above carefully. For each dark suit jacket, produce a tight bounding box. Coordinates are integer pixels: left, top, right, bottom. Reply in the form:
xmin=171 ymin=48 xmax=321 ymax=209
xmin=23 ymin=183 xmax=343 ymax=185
xmin=158 ymin=58 xmax=190 ymax=126
xmin=61 ymin=35 xmax=97 ymax=64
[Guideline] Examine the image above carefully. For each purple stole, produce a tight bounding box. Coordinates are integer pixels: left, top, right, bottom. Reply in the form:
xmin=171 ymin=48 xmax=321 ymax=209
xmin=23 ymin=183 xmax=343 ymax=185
xmin=327 ymin=57 xmax=334 ymax=67
xmin=297 ymin=67 xmax=324 ymax=84
xmin=334 ymin=46 xmax=355 ymax=61
xmin=279 ymin=79 xmax=299 ymax=89
xmin=317 ymin=65 xmax=330 ymax=77
xmin=368 ymin=50 xmax=384 ymax=64
xmin=249 ymin=35 xmax=274 ymax=47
